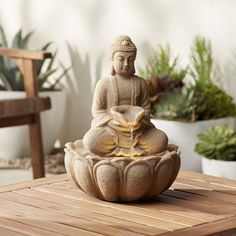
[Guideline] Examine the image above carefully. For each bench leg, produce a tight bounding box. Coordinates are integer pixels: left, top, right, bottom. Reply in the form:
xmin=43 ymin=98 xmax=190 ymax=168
xmin=29 ymin=114 xmax=45 ymax=178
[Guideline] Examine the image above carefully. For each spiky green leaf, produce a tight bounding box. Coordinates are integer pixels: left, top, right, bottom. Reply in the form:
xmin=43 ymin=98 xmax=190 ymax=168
xmin=0 ymin=25 xmax=71 ymax=91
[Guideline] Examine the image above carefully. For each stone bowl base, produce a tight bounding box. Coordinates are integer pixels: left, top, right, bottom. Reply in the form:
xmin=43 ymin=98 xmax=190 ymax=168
xmin=64 ymin=140 xmax=181 ymax=202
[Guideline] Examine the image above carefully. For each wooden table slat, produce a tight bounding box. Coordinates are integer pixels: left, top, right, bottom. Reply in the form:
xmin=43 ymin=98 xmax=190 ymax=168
xmin=13 ymin=188 xmax=178 ymax=232
xmin=171 ymin=182 xmax=236 ymax=204
xmin=0 ymin=226 xmax=27 ymax=236
xmin=179 ymin=170 xmax=236 ymax=188
xmin=17 ymin=185 xmax=223 ymax=226
xmin=157 ymin=193 xmax=234 ymax=216
xmin=0 ymin=174 xmax=68 ymax=193
xmin=0 ymin=216 xmax=62 ymax=236
xmin=0 ymin=171 xmax=235 ymax=235
xmin=160 ymin=216 xmax=236 ymax=236
xmin=32 ymin=185 xmax=203 ymax=230
xmin=34 ymin=183 xmax=232 ymax=217
xmin=175 ymin=178 xmax=236 ymax=192
xmin=0 ymin=207 xmax=102 ymax=236
xmin=0 ymin=191 xmax=164 ymax=236
xmin=164 ymin=189 xmax=236 ymax=209
xmin=34 ymin=183 xmax=207 ymax=226
xmin=0 ymin=197 xmax=148 ymax=236
xmin=52 ymin=180 xmax=224 ymax=221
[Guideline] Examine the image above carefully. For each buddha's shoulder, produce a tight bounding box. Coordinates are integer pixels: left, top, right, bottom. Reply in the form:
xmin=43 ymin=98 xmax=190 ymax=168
xmin=133 ymin=75 xmax=147 ymax=84
xmin=95 ymin=76 xmax=113 ymax=90
xmin=133 ymin=75 xmax=144 ymax=80
xmin=97 ymin=76 xmax=113 ymax=84
xmin=96 ymin=75 xmax=146 ymax=85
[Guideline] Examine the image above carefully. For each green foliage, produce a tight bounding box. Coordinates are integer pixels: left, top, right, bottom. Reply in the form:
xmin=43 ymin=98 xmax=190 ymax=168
xmin=153 ymin=88 xmax=196 ymax=121
xmin=195 ymin=125 xmax=236 ymax=161
xmin=139 ymin=45 xmax=186 ymax=82
xmin=0 ymin=24 xmax=71 ymax=91
xmin=139 ymin=45 xmax=186 ymax=112
xmin=188 ymin=36 xmax=236 ymax=120
xmin=190 ymin=36 xmax=213 ymax=88
xmin=141 ymin=36 xmax=236 ymax=121
xmin=194 ymin=84 xmax=236 ymax=120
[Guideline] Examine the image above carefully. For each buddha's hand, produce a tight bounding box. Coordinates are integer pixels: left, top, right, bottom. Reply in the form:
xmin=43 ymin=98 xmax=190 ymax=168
xmin=110 ymin=105 xmax=144 ymax=126
xmin=108 ymin=119 xmax=142 ymax=132
xmin=107 ymin=119 xmax=126 ymax=131
xmin=107 ymin=119 xmax=120 ymax=128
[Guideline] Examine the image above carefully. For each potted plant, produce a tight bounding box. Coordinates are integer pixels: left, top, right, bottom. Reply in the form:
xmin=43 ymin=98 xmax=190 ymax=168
xmin=140 ymin=37 xmax=236 ymax=172
xmin=0 ymin=25 xmax=71 ymax=159
xmin=195 ymin=125 xmax=236 ymax=179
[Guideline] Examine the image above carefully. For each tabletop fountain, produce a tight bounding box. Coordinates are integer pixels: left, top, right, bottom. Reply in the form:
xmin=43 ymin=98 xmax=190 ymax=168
xmin=65 ymin=35 xmax=181 ymax=202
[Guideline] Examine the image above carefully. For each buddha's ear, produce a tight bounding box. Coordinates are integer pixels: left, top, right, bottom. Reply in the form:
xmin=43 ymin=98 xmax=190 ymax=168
xmin=111 ymin=66 xmax=116 ymax=75
xmin=129 ymin=63 xmax=135 ymax=76
xmin=132 ymin=65 xmax=135 ymax=75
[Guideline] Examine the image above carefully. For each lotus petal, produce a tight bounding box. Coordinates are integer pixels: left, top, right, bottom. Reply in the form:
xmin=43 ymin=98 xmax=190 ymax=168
xmin=65 ymin=139 xmax=181 ymax=202
xmin=94 ymin=162 xmax=120 ymax=201
xmin=73 ymin=158 xmax=99 ymax=198
xmin=162 ymin=152 xmax=181 ymax=192
xmin=124 ymin=161 xmax=153 ymax=201
xmin=64 ymin=151 xmax=76 ymax=183
xmin=147 ymin=154 xmax=176 ymax=198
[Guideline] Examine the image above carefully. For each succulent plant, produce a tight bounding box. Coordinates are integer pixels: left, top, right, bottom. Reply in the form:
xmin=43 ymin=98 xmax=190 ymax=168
xmin=189 ymin=36 xmax=236 ymax=120
xmin=0 ymin=24 xmax=71 ymax=91
xmin=147 ymin=75 xmax=184 ymax=104
xmin=153 ymin=87 xmax=197 ymax=121
xmin=195 ymin=125 xmax=236 ymax=161
xmin=139 ymin=45 xmax=186 ymax=105
xmin=190 ymin=36 xmax=213 ymax=88
xmin=141 ymin=36 xmax=236 ymax=121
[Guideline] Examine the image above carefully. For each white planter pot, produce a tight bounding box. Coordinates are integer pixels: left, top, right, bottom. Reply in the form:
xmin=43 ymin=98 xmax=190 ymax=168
xmin=151 ymin=117 xmax=235 ymax=172
xmin=0 ymin=90 xmax=67 ymax=160
xmin=202 ymin=157 xmax=236 ymax=180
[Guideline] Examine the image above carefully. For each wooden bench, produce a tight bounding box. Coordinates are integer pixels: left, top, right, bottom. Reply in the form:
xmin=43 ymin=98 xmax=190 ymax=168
xmin=0 ymin=48 xmax=52 ymax=179
xmin=0 ymin=170 xmax=235 ymax=235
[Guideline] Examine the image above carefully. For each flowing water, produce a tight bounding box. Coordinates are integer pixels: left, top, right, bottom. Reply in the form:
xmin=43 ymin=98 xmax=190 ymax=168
xmin=129 ymin=124 xmax=135 ymax=157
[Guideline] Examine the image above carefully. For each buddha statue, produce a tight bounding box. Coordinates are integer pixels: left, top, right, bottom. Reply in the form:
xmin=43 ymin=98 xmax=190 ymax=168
xmin=83 ymin=35 xmax=168 ymax=157
xmin=64 ymin=35 xmax=181 ymax=202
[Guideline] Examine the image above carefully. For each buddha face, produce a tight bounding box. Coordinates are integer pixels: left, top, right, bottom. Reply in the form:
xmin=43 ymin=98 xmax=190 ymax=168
xmin=112 ymin=51 xmax=135 ymax=77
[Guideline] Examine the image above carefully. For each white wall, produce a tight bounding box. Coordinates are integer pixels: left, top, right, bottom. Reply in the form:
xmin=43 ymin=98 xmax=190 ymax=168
xmin=0 ymin=0 xmax=236 ymax=144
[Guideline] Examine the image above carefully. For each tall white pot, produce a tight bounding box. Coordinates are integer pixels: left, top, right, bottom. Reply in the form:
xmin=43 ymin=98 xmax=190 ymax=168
xmin=151 ymin=117 xmax=235 ymax=172
xmin=202 ymin=157 xmax=236 ymax=180
xmin=0 ymin=90 xmax=67 ymax=160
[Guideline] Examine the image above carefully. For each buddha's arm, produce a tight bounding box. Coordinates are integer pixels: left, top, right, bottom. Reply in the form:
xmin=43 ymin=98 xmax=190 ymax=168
xmin=138 ymin=78 xmax=154 ymax=127
xmin=92 ymin=79 xmax=108 ymax=117
xmin=140 ymin=79 xmax=151 ymax=116
xmin=91 ymin=79 xmax=113 ymax=128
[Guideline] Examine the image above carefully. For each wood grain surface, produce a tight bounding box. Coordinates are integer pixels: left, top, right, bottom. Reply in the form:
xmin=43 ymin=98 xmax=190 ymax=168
xmin=0 ymin=170 xmax=235 ymax=235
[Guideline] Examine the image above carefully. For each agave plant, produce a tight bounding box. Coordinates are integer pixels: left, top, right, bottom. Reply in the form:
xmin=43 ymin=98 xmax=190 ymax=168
xmin=195 ymin=125 xmax=236 ymax=161
xmin=0 ymin=24 xmax=71 ymax=91
xmin=189 ymin=36 xmax=236 ymax=120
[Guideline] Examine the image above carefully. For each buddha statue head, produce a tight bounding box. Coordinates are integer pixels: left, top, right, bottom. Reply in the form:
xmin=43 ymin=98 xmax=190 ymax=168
xmin=110 ymin=35 xmax=137 ymax=77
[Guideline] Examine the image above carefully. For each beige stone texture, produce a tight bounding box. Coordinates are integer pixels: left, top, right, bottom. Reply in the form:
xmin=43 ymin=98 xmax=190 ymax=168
xmin=65 ymin=35 xmax=181 ymax=202
xmin=65 ymin=140 xmax=180 ymax=202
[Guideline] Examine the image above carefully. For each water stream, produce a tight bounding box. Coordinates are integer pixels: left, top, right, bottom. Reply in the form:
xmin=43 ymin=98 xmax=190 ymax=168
xmin=129 ymin=124 xmax=135 ymax=157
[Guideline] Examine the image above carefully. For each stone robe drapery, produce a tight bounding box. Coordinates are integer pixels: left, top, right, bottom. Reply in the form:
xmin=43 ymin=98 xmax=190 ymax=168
xmin=91 ymin=75 xmax=152 ymax=128
xmin=83 ymin=75 xmax=168 ymax=156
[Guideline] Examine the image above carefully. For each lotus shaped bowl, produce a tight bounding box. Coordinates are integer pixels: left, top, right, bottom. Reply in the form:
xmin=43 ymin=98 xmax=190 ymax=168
xmin=64 ymin=140 xmax=180 ymax=202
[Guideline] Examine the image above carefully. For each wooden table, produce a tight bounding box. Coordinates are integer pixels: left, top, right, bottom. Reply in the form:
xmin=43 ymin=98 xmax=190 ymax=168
xmin=0 ymin=170 xmax=235 ymax=236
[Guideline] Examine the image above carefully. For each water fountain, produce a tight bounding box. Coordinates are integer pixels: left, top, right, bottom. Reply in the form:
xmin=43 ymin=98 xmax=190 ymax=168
xmin=65 ymin=35 xmax=181 ymax=202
